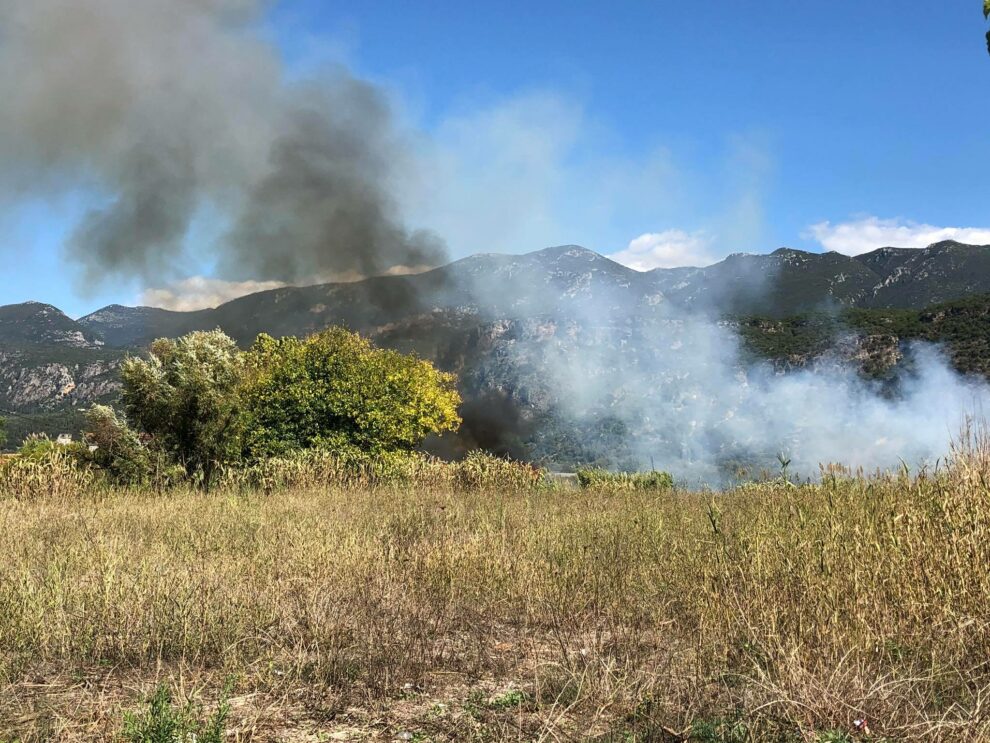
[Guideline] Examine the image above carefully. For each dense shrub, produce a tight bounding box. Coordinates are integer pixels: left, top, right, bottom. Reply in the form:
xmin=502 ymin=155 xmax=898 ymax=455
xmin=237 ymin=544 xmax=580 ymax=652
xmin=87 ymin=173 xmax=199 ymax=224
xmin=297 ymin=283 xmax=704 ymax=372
xmin=17 ymin=433 xmax=79 ymax=461
xmin=121 ymin=330 xmax=246 ymax=487
xmin=243 ymin=329 xmax=462 ymax=458
xmin=113 ymin=328 xmax=464 ymax=488
xmin=576 ymin=467 xmax=674 ymax=491
xmin=83 ymin=405 xmax=153 ymax=485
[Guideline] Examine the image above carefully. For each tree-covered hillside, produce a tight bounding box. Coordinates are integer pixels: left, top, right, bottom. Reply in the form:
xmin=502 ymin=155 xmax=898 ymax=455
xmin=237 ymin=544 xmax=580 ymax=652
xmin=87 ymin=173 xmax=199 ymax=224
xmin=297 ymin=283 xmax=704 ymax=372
xmin=737 ymin=293 xmax=990 ymax=379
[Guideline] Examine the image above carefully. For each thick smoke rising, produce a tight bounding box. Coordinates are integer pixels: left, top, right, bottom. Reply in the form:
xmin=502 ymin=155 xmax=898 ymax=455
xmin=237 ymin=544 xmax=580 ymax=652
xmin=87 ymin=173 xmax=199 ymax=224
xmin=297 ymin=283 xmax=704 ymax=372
xmin=223 ymin=85 xmax=444 ymax=282
xmin=0 ymin=0 xmax=442 ymax=286
xmin=541 ymin=303 xmax=989 ymax=483
xmin=425 ymin=390 xmax=537 ymax=462
xmin=453 ymin=256 xmax=990 ymax=483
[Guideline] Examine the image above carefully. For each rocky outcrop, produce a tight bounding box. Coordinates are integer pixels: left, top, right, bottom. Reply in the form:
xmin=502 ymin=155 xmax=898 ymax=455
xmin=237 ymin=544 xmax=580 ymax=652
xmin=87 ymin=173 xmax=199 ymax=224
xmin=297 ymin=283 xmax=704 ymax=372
xmin=0 ymin=356 xmax=121 ymax=410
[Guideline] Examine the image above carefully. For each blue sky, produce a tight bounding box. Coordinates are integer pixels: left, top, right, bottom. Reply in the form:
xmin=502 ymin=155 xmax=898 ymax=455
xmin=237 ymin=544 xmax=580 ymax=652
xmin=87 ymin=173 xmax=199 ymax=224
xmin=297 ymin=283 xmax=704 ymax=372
xmin=3 ymin=0 xmax=990 ymax=316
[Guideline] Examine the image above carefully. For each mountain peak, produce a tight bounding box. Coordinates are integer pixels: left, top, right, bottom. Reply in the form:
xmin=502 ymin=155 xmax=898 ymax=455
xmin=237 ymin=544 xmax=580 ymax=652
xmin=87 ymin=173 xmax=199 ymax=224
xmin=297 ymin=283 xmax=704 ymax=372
xmin=926 ymin=239 xmax=972 ymax=251
xmin=529 ymin=244 xmax=600 ymax=261
xmin=2 ymin=300 xmax=64 ymax=313
xmin=0 ymin=301 xmax=103 ymax=348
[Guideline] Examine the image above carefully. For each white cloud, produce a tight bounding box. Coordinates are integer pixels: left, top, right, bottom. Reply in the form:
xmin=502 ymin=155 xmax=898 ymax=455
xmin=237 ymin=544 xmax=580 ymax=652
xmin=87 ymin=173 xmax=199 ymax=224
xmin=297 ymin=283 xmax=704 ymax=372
xmin=142 ymin=276 xmax=286 ymax=311
xmin=608 ymin=230 xmax=717 ymax=271
xmin=805 ymin=217 xmax=990 ymax=256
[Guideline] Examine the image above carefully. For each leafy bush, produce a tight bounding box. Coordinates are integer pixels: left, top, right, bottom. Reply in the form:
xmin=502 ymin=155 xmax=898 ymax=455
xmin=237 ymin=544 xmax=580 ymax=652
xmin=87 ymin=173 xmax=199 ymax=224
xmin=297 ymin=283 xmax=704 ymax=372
xmin=116 ymin=328 xmax=463 ymax=488
xmin=243 ymin=329 xmax=461 ymax=458
xmin=121 ymin=683 xmax=229 ymax=743
xmin=576 ymin=467 xmax=674 ymax=491
xmin=83 ymin=405 xmax=152 ymax=485
xmin=121 ymin=330 xmax=246 ymax=488
xmin=18 ymin=434 xmax=71 ymax=462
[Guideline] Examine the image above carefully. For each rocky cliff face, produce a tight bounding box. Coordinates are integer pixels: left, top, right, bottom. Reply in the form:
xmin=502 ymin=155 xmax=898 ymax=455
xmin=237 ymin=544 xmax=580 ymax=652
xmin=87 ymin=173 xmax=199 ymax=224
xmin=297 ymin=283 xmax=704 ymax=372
xmin=0 ymin=353 xmax=121 ymax=409
xmin=0 ymin=303 xmax=124 ymax=442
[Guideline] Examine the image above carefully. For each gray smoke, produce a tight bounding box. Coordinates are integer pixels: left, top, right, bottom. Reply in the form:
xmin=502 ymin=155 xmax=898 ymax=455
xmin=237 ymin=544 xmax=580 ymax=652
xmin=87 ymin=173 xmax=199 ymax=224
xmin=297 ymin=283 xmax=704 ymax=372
xmin=545 ymin=307 xmax=989 ymax=483
xmin=456 ymin=258 xmax=990 ymax=484
xmin=223 ymin=82 xmax=445 ymax=282
xmin=0 ymin=0 xmax=442 ymax=286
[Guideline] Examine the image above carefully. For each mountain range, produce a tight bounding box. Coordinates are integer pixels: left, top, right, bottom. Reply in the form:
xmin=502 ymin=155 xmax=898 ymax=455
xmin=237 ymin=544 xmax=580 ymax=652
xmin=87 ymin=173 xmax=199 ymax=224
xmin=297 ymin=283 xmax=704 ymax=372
xmin=70 ymin=239 xmax=990 ymax=346
xmin=4 ymin=240 xmax=990 ymax=461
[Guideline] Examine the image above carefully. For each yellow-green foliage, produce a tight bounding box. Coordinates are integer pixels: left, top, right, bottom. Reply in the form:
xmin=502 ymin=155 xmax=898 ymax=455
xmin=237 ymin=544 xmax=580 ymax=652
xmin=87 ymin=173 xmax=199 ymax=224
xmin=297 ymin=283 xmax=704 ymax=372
xmin=113 ymin=328 xmax=463 ymax=489
xmin=243 ymin=329 xmax=462 ymax=457
xmin=576 ymin=467 xmax=673 ymax=491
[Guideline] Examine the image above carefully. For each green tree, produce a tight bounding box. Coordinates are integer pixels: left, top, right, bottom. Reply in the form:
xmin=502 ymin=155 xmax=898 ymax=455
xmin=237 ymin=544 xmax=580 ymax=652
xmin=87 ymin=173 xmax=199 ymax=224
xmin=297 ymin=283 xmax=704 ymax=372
xmin=0 ymin=415 xmax=6 ymax=450
xmin=121 ymin=330 xmax=245 ymax=487
xmin=985 ymin=1 xmax=990 ymax=54
xmin=243 ymin=328 xmax=462 ymax=458
xmin=84 ymin=404 xmax=152 ymax=485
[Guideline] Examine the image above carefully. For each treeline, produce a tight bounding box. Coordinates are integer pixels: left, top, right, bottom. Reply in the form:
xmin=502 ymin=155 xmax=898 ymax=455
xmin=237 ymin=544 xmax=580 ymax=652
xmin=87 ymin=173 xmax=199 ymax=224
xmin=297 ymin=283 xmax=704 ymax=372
xmin=15 ymin=327 xmax=464 ymax=489
xmin=737 ymin=293 xmax=990 ymax=379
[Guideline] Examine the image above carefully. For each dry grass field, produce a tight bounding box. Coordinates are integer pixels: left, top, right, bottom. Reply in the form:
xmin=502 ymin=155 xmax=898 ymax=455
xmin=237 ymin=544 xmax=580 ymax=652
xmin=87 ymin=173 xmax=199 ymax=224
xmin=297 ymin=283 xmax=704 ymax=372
xmin=2 ymin=445 xmax=990 ymax=741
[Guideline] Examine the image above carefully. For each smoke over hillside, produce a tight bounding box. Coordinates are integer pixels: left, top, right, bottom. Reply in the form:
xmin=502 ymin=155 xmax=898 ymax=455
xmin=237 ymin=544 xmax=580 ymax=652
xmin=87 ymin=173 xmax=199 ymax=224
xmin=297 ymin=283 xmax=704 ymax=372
xmin=1 ymin=2 xmax=987 ymax=481
xmin=0 ymin=0 xmax=444 ymax=286
xmin=539 ymin=306 xmax=988 ymax=483
xmin=441 ymin=248 xmax=990 ymax=483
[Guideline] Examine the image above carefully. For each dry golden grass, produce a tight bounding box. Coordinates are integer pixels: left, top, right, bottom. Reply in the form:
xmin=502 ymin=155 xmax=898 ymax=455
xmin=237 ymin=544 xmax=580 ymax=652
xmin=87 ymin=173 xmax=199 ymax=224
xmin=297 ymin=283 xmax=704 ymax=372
xmin=2 ymin=444 xmax=990 ymax=741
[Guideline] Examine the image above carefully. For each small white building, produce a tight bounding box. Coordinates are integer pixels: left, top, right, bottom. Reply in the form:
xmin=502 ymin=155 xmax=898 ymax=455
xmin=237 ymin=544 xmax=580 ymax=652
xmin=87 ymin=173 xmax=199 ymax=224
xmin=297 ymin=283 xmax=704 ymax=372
xmin=56 ymin=433 xmax=73 ymax=446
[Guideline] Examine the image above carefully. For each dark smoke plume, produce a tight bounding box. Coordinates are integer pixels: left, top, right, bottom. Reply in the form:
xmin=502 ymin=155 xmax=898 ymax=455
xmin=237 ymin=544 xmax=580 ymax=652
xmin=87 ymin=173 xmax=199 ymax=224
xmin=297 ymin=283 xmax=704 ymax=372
xmin=223 ymin=79 xmax=446 ymax=282
xmin=424 ymin=390 xmax=537 ymax=462
xmin=0 ymin=0 xmax=444 ymax=288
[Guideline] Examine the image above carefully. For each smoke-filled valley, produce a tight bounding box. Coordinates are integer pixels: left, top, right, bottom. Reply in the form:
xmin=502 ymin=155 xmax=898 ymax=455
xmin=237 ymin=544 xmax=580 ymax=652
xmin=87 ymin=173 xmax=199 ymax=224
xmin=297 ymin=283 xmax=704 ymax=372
xmin=4 ymin=241 xmax=990 ymax=483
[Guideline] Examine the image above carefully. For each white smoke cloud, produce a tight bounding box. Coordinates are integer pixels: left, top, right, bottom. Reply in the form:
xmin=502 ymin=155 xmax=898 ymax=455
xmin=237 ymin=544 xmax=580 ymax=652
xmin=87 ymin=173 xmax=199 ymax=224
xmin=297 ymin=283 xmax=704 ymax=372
xmin=473 ymin=258 xmax=990 ymax=484
xmin=141 ymin=276 xmax=286 ymax=312
xmin=608 ymin=230 xmax=717 ymax=270
xmin=398 ymin=91 xmax=762 ymax=261
xmin=806 ymin=217 xmax=990 ymax=255
xmin=537 ymin=302 xmax=988 ymax=484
